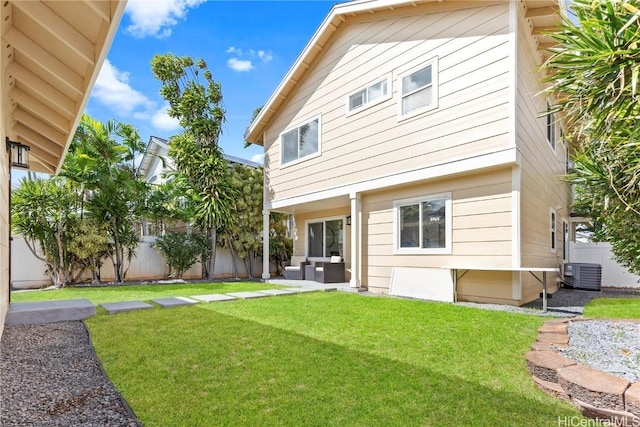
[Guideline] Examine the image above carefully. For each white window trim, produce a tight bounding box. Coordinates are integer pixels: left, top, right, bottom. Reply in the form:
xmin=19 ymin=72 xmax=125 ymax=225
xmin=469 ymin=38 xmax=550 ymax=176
xmin=562 ymin=218 xmax=569 ymax=261
xmin=345 ymin=74 xmax=392 ymax=117
xmin=546 ymin=101 xmax=556 ymax=154
xmin=397 ymin=57 xmax=439 ymax=122
xmin=280 ymin=115 xmax=322 ymax=168
xmin=550 ymin=208 xmax=557 ymax=253
xmin=393 ymin=192 xmax=452 ymax=255
xmin=305 ymin=215 xmax=347 ymax=261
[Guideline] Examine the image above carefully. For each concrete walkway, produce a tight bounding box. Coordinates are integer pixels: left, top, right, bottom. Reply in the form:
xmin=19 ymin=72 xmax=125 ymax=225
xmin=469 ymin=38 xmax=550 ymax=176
xmin=6 ymin=282 xmax=352 ymax=324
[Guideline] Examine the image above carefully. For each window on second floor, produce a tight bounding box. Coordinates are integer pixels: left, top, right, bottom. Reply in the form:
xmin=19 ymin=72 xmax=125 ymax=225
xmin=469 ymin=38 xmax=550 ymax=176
xmin=347 ymin=75 xmax=391 ymax=114
xmin=399 ymin=58 xmax=438 ymax=119
xmin=546 ymin=101 xmax=556 ymax=151
xmin=281 ymin=116 xmax=320 ymax=166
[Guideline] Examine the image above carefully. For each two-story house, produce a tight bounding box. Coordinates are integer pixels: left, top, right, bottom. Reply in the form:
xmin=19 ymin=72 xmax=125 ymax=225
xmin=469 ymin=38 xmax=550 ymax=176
xmin=245 ymin=0 xmax=568 ymax=306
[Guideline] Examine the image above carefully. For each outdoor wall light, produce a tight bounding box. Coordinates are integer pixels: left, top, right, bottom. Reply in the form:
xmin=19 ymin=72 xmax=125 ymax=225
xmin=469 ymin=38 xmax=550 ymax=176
xmin=6 ymin=137 xmax=30 ymax=169
xmin=346 ymin=215 xmax=352 ymax=226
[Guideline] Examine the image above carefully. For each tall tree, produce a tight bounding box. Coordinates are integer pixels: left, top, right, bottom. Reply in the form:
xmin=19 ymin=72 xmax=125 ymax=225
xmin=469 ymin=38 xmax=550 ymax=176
xmin=151 ymin=54 xmax=235 ymax=280
xmin=543 ymin=0 xmax=640 ymax=273
xmin=223 ymin=163 xmax=264 ymax=278
xmin=61 ymin=115 xmax=148 ymax=282
xmin=12 ymin=177 xmax=82 ymax=287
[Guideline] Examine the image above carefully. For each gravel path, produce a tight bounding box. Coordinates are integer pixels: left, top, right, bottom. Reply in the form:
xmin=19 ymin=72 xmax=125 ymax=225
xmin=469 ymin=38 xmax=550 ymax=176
xmin=0 ymin=321 xmax=141 ymax=427
xmin=559 ymin=320 xmax=640 ymax=382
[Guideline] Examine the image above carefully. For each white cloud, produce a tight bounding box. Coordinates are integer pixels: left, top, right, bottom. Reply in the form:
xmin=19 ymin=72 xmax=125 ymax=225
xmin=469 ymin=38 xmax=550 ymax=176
xmin=152 ymin=105 xmax=180 ymax=131
xmin=227 ymin=58 xmax=253 ymax=72
xmin=251 ymin=153 xmax=265 ymax=164
xmin=225 ymin=48 xmax=273 ymax=71
xmin=125 ymin=0 xmax=205 ymax=39
xmin=93 ymin=59 xmax=154 ymax=114
xmin=258 ymin=50 xmax=273 ymax=63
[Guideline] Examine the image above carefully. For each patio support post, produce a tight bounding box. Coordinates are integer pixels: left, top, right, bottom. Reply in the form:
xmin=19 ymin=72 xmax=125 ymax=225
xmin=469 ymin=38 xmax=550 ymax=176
xmin=262 ymin=209 xmax=270 ymax=279
xmin=350 ymin=193 xmax=361 ymax=288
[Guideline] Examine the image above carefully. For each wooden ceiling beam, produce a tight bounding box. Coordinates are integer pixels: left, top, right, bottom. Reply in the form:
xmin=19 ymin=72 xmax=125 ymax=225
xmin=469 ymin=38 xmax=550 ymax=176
xmin=83 ymin=0 xmax=111 ymax=22
xmin=13 ymin=108 xmax=68 ymax=146
xmin=14 ymin=123 xmax=63 ymax=159
xmin=12 ymin=0 xmax=95 ymax=65
xmin=3 ymin=27 xmax=84 ymax=97
xmin=28 ymin=150 xmax=57 ymax=174
xmin=9 ymin=88 xmax=71 ymax=132
xmin=526 ymin=6 xmax=558 ymax=19
xmin=7 ymin=62 xmax=76 ymax=117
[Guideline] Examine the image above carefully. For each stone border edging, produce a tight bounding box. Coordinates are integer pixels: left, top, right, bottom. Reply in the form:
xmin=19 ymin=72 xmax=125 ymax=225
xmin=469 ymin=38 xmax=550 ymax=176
xmin=527 ymin=318 xmax=640 ymax=425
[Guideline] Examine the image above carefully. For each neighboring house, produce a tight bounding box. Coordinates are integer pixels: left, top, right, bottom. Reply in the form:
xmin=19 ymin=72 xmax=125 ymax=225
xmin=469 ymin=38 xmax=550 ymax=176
xmin=0 ymin=1 xmax=125 ymax=337
xmin=139 ymin=135 xmax=261 ymax=188
xmin=136 ymin=135 xmax=263 ymax=279
xmin=245 ymin=0 xmax=569 ymax=305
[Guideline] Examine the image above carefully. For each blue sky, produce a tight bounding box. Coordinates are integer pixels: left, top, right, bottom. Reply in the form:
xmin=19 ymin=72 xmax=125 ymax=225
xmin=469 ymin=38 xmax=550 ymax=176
xmin=86 ymin=0 xmax=337 ymax=164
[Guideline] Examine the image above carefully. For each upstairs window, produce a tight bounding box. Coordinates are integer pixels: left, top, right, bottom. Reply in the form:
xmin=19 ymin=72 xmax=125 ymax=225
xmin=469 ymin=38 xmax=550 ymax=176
xmin=281 ymin=117 xmax=320 ymax=165
xmin=546 ymin=102 xmax=556 ymax=151
xmin=347 ymin=76 xmax=390 ymax=114
xmin=399 ymin=58 xmax=438 ymax=118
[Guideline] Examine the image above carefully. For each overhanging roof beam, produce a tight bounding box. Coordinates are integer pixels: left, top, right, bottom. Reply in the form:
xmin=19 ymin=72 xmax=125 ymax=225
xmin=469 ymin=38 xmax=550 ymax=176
xmin=7 ymin=62 xmax=76 ymax=116
xmin=11 ymin=1 xmax=95 ymax=65
xmin=9 ymin=88 xmax=72 ymax=132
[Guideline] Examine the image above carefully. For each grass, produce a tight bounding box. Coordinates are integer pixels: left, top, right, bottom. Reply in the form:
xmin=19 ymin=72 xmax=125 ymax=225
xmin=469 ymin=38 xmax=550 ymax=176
xmin=85 ymin=292 xmax=582 ymax=426
xmin=584 ymin=297 xmax=640 ymax=319
xmin=11 ymin=281 xmax=284 ymax=305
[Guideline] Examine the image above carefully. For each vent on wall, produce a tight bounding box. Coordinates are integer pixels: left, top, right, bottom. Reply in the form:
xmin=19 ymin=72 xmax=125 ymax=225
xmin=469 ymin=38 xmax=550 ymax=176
xmin=563 ymin=263 xmax=602 ymax=291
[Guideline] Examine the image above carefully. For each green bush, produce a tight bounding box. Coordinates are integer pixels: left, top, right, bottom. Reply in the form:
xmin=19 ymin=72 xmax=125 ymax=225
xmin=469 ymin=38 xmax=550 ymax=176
xmin=152 ymin=233 xmax=201 ymax=279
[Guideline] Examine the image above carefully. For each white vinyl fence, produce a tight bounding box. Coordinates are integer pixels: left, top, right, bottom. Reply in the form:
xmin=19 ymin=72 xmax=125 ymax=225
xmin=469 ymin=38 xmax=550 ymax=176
xmin=569 ymin=242 xmax=640 ymax=288
xmin=11 ymin=237 xmax=263 ymax=289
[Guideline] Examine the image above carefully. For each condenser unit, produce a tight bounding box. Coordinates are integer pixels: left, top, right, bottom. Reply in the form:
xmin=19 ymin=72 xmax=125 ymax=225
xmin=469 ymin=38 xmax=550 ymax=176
xmin=563 ymin=263 xmax=602 ymax=291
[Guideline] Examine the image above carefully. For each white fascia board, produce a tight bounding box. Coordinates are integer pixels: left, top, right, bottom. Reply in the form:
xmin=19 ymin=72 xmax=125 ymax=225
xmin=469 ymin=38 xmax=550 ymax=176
xmin=266 ymin=147 xmax=519 ymax=210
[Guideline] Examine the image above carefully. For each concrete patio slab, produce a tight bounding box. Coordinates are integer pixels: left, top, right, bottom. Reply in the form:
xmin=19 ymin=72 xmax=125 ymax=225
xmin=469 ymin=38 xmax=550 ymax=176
xmin=283 ymin=287 xmax=320 ymax=293
xmin=256 ymin=289 xmax=297 ymax=296
xmin=7 ymin=299 xmax=96 ymax=325
xmin=225 ymin=291 xmax=270 ymax=299
xmin=101 ymin=301 xmax=154 ymax=314
xmin=191 ymin=294 xmax=237 ymax=303
xmin=151 ymin=297 xmax=199 ymax=308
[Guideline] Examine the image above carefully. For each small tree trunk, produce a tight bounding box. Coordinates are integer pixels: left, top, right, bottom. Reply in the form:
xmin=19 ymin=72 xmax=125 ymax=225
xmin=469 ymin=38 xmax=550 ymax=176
xmin=227 ymin=235 xmax=239 ymax=279
xmin=207 ymin=227 xmax=217 ymax=280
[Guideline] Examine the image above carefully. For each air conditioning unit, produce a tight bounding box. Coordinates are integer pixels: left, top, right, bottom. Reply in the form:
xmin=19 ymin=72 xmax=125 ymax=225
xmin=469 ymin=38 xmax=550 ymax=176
xmin=563 ymin=263 xmax=602 ymax=291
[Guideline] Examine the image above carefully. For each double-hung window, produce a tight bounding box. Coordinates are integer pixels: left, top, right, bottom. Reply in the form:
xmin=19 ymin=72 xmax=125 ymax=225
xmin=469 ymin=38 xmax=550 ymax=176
xmin=281 ymin=117 xmax=320 ymax=165
xmin=347 ymin=75 xmax=391 ymax=114
xmin=394 ymin=193 xmax=451 ymax=254
xmin=399 ymin=58 xmax=438 ymax=119
xmin=307 ymin=218 xmax=344 ymax=258
xmin=550 ymin=208 xmax=557 ymax=252
xmin=546 ymin=101 xmax=556 ymax=151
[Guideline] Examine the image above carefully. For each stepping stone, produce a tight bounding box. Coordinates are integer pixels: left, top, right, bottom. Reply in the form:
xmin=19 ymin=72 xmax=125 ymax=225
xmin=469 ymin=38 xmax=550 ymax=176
xmin=192 ymin=294 xmax=237 ymax=303
xmin=225 ymin=291 xmax=270 ymax=299
xmin=151 ymin=297 xmax=199 ymax=308
xmin=7 ymin=299 xmax=96 ymax=325
xmin=256 ymin=289 xmax=296 ymax=296
xmin=101 ymin=301 xmax=154 ymax=314
xmin=283 ymin=287 xmax=320 ymax=293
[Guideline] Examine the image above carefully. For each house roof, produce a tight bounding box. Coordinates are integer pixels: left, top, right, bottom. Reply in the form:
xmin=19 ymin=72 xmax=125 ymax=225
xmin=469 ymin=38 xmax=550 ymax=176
xmin=138 ymin=135 xmax=261 ymax=181
xmin=244 ymin=0 xmax=561 ymax=146
xmin=1 ymin=1 xmax=126 ymax=174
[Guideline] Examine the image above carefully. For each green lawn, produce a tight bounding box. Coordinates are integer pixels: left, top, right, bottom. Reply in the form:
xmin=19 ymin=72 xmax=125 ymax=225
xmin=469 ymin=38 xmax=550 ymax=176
xmin=584 ymin=297 xmax=640 ymax=319
xmin=11 ymin=281 xmax=284 ymax=305
xmin=86 ymin=292 xmax=582 ymax=426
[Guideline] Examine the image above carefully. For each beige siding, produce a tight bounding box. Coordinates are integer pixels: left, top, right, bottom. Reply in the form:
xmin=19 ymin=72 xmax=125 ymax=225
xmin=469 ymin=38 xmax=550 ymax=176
xmin=0 ymin=113 xmax=7 ymax=338
xmin=515 ymin=8 xmax=567 ymax=302
xmin=361 ymin=169 xmax=513 ymax=296
xmin=264 ymin=3 xmax=511 ymax=203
